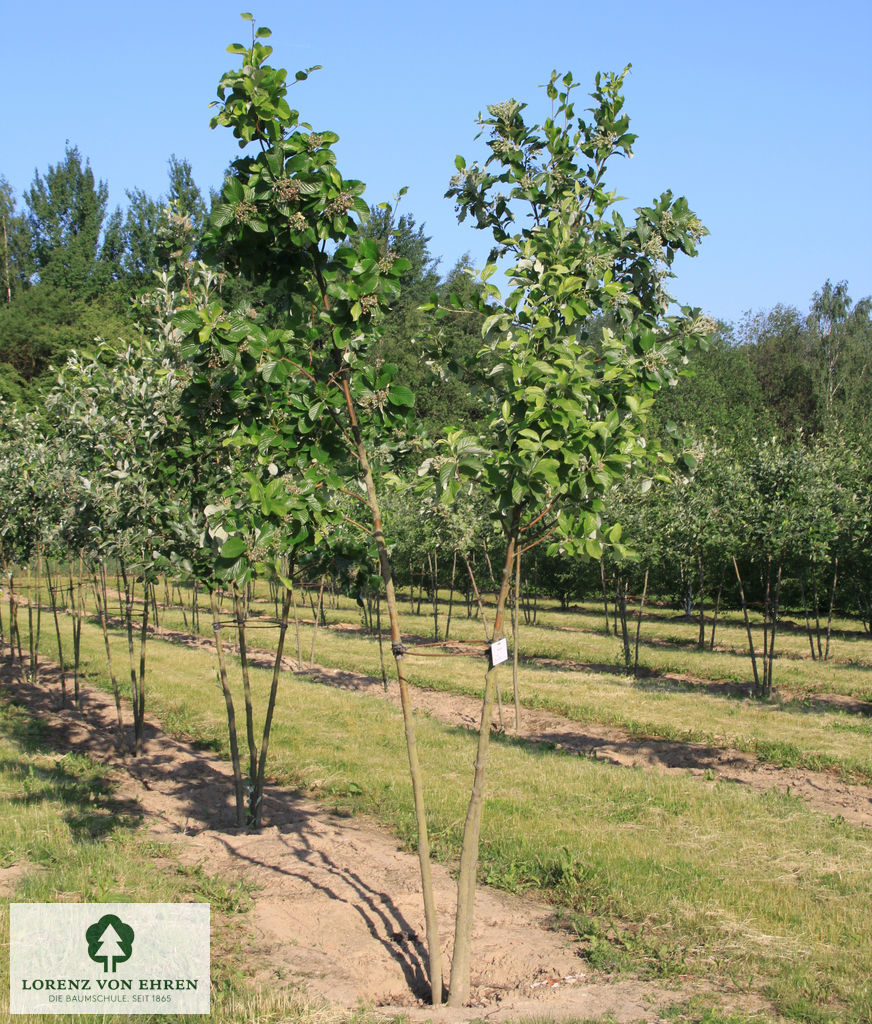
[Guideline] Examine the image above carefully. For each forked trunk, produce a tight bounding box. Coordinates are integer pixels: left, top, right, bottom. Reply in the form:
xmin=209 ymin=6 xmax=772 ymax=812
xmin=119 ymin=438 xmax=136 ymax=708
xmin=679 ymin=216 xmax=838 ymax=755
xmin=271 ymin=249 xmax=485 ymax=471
xmin=251 ymin=587 xmax=293 ymax=828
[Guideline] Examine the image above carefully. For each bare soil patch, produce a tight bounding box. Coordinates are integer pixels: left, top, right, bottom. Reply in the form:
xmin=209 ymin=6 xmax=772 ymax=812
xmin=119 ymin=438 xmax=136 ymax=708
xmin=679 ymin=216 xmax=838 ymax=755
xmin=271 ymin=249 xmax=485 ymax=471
xmin=1 ymin=657 xmax=739 ymax=1021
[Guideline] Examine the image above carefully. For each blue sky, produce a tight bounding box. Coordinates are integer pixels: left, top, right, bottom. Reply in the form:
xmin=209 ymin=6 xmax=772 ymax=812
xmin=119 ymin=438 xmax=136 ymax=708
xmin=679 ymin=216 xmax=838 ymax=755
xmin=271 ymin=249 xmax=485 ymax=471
xmin=2 ymin=0 xmax=869 ymax=325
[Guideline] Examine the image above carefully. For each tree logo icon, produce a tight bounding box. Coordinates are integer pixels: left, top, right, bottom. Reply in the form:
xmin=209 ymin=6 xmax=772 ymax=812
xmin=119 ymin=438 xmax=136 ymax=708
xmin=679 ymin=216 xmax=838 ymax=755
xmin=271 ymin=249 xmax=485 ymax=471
xmin=85 ymin=914 xmax=135 ymax=973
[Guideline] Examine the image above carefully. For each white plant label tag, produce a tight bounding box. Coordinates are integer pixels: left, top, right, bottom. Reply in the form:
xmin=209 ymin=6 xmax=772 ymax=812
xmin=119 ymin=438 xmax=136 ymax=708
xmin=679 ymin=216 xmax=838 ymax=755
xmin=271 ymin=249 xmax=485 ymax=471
xmin=489 ymin=637 xmax=508 ymax=666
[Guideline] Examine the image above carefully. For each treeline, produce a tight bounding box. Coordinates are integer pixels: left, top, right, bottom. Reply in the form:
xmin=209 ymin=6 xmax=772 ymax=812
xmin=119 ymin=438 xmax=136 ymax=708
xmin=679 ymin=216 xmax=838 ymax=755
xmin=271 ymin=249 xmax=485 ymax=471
xmin=652 ymin=283 xmax=872 ymax=447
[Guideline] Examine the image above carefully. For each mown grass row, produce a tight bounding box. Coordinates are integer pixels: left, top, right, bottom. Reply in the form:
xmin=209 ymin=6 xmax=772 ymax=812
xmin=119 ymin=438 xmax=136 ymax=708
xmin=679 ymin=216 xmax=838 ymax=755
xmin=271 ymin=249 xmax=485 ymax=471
xmin=17 ymin=615 xmax=872 ymax=1024
xmin=101 ymin=589 xmax=872 ymax=785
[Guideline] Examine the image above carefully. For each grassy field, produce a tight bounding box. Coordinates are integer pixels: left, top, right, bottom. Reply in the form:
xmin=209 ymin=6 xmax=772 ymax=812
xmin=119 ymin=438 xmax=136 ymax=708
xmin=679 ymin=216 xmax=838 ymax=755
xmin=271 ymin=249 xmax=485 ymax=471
xmin=4 ymin=579 xmax=872 ymax=1022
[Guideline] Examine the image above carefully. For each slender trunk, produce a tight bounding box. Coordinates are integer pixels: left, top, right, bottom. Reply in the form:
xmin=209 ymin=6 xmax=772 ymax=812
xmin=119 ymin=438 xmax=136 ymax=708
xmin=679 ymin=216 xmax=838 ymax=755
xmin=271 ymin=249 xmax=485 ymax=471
xmin=5 ymin=569 xmax=26 ymax=685
xmin=800 ymin=580 xmax=816 ymax=660
xmin=824 ymin=557 xmax=838 ymax=661
xmin=482 ymin=541 xmax=496 ymax=590
xmin=290 ymin=582 xmax=303 ymax=671
xmin=697 ymin=553 xmax=705 ymax=648
xmin=764 ymin=563 xmax=782 ymax=698
xmin=634 ymin=568 xmax=649 ymax=678
xmin=600 ymin=561 xmax=610 ymax=634
xmin=72 ymin=558 xmax=84 ymax=708
xmin=135 ymin=582 xmax=150 ymax=756
xmin=709 ymin=567 xmax=724 ymax=651
xmin=94 ymin=564 xmax=126 ymax=753
xmin=462 ymin=554 xmax=491 ymax=638
xmin=120 ymin=562 xmax=140 ymax=743
xmin=760 ymin=560 xmax=771 ymax=700
xmin=46 ymin=560 xmax=67 ymax=708
xmin=337 ymin=371 xmax=442 ymax=1003
xmin=428 ymin=550 xmax=439 ymax=641
xmin=512 ymin=546 xmax=521 ymax=732
xmin=27 ymin=561 xmax=37 ymax=685
xmin=445 ymin=550 xmax=457 ymax=641
xmin=34 ymin=545 xmax=44 ymax=685
xmin=733 ymin=556 xmax=760 ymax=694
xmin=178 ymin=583 xmax=189 ymax=629
xmin=233 ymin=588 xmax=258 ymax=805
xmin=309 ymin=577 xmax=325 ymax=669
xmin=615 ymin=575 xmax=631 ymax=669
xmin=813 ymin=568 xmax=823 ymax=660
xmin=376 ymin=589 xmax=388 ymax=690
xmin=252 ymin=588 xmax=293 ymax=828
xmin=210 ymin=591 xmax=245 ymax=826
xmin=447 ymin=524 xmax=518 ymax=1007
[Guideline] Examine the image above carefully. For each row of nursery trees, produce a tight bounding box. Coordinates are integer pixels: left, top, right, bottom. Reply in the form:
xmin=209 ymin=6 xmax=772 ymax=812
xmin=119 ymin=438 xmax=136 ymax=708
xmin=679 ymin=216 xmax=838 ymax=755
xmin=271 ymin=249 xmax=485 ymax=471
xmin=1 ymin=17 xmax=869 ymax=1004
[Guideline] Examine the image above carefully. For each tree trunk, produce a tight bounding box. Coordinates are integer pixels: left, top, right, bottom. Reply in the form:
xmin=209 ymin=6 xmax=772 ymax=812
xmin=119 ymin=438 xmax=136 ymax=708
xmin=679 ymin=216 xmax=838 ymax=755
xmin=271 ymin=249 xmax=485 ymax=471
xmin=824 ymin=557 xmax=838 ymax=661
xmin=338 ymin=371 xmax=443 ymax=1004
xmin=210 ymin=590 xmax=245 ymax=827
xmin=448 ymin=522 xmax=518 ymax=1007
xmin=93 ymin=563 xmax=126 ymax=753
xmin=633 ymin=569 xmax=649 ymax=678
xmin=600 ymin=561 xmax=610 ymax=634
xmin=733 ymin=556 xmax=760 ymax=695
xmin=46 ymin=559 xmax=67 ymax=708
xmin=251 ymin=587 xmax=293 ymax=828
xmin=233 ymin=587 xmax=258 ymax=816
xmin=445 ymin=550 xmax=457 ymax=641
xmin=800 ymin=580 xmax=817 ymax=660
xmin=135 ymin=581 xmax=150 ymax=756
xmin=309 ymin=577 xmax=325 ymax=669
xmin=709 ymin=567 xmax=724 ymax=651
xmin=512 ymin=546 xmax=521 ymax=732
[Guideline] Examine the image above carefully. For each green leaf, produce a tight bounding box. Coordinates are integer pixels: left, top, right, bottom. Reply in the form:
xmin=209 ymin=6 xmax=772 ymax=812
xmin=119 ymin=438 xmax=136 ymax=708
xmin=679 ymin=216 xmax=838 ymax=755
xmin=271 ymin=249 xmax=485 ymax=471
xmin=220 ymin=537 xmax=246 ymax=559
xmin=388 ymin=384 xmax=414 ymax=408
xmin=173 ymin=310 xmax=203 ymax=334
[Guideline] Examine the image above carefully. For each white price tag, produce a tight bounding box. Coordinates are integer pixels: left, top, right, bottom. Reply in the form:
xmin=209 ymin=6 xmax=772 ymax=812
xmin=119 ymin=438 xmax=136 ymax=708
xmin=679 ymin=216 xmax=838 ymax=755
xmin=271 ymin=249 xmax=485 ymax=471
xmin=489 ymin=637 xmax=508 ymax=666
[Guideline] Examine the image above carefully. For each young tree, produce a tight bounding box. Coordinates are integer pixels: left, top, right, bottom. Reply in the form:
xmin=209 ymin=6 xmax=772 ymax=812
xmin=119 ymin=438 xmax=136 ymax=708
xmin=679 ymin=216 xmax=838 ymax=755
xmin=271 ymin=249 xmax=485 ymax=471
xmin=178 ymin=17 xmax=445 ymax=998
xmin=433 ymin=68 xmax=710 ymax=1004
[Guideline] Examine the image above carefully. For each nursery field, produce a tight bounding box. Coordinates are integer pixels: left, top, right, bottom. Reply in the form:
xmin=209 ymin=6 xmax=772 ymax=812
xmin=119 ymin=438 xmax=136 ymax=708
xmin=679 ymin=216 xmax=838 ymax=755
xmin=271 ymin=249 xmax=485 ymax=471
xmin=2 ymin=580 xmax=871 ymax=1024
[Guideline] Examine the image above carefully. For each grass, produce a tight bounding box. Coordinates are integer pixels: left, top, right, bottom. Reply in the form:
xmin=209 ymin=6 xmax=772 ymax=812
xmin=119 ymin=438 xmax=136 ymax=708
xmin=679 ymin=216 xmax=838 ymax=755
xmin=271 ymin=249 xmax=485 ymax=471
xmin=16 ymin=611 xmax=870 ymax=1024
xmin=6 ymin=580 xmax=872 ymax=1022
xmin=111 ymin=589 xmax=872 ymax=784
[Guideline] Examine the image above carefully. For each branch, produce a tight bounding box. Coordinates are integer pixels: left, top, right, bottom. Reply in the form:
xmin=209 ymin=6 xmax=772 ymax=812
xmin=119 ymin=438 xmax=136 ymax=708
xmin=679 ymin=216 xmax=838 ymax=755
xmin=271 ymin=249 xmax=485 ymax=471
xmin=341 ymin=513 xmax=374 ymax=537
